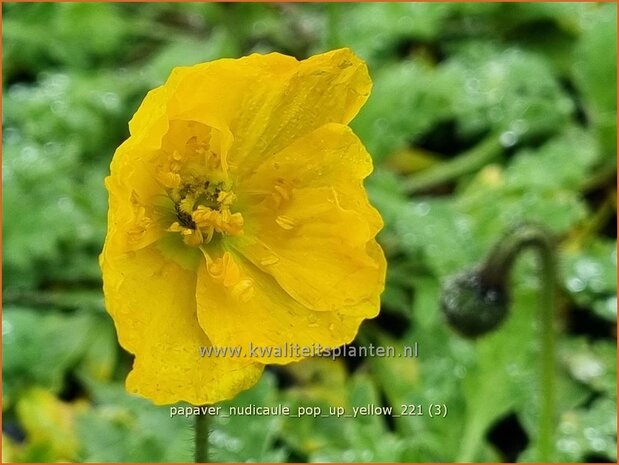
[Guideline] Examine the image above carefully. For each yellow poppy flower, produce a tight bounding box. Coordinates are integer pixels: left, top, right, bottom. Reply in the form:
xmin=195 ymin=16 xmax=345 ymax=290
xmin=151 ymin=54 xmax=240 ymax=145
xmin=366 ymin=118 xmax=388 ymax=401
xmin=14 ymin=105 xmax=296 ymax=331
xmin=100 ymin=48 xmax=387 ymax=405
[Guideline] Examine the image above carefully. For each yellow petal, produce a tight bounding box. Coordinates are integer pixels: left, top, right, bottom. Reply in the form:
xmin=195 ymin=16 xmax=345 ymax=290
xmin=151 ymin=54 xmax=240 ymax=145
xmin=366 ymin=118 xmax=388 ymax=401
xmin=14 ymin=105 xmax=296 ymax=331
xmin=156 ymin=49 xmax=371 ymax=177
xmin=239 ymin=123 xmax=383 ymax=236
xmin=234 ymin=124 xmax=386 ymax=312
xmin=196 ymin=251 xmax=378 ymax=365
xmin=100 ymin=245 xmax=263 ymax=405
xmin=126 ymin=65 xmax=196 ymax=149
xmin=104 ymin=171 xmax=166 ymax=254
xmin=105 ymin=121 xmax=233 ymax=256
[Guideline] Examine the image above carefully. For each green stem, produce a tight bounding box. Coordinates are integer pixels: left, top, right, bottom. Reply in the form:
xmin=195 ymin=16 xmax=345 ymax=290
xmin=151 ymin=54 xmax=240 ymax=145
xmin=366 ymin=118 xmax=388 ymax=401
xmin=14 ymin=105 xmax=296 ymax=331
xmin=195 ymin=412 xmax=210 ymax=463
xmin=479 ymin=224 xmax=557 ymax=461
xmin=403 ymin=134 xmax=503 ymax=193
xmin=538 ymin=249 xmax=556 ymax=462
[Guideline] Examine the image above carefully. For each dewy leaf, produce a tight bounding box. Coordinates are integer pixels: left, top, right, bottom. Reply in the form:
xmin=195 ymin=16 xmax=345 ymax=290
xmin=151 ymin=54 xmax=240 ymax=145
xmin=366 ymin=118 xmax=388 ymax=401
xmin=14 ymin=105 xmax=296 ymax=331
xmin=210 ymin=372 xmax=286 ymax=462
xmin=76 ymin=380 xmax=193 ymax=463
xmin=2 ymin=307 xmax=95 ymax=403
xmin=3 ymin=70 xmax=144 ymax=288
xmin=352 ymin=60 xmax=453 ymax=162
xmin=555 ymin=398 xmax=617 ymax=462
xmin=457 ymin=285 xmax=538 ymax=462
xmin=327 ymin=3 xmax=452 ymax=64
xmin=395 ymin=198 xmax=480 ymax=278
xmin=504 ymin=127 xmax=600 ymax=190
xmin=2 ymin=3 xmax=133 ymax=80
xmin=457 ymin=133 xmax=592 ymax=242
xmin=440 ymin=44 xmax=573 ymax=141
xmin=560 ymin=338 xmax=616 ymax=396
xmin=283 ymin=368 xmax=407 ymax=462
xmin=562 ymin=239 xmax=617 ymax=322
xmin=573 ymin=3 xmax=617 ymax=157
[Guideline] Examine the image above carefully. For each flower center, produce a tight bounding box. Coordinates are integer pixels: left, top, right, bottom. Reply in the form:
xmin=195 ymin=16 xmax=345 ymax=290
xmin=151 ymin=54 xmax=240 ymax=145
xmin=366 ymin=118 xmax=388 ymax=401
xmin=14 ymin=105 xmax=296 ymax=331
xmin=166 ymin=177 xmax=243 ymax=247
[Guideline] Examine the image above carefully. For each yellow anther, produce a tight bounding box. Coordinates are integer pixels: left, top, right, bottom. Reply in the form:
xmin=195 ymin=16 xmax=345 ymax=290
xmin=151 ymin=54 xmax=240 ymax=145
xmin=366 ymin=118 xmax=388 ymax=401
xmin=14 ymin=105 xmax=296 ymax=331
xmin=275 ymin=215 xmax=295 ymax=230
xmin=226 ymin=213 xmax=244 ymax=235
xmin=268 ymin=179 xmax=293 ymax=209
xmin=179 ymin=195 xmax=197 ymax=215
xmin=181 ymin=228 xmax=203 ymax=247
xmin=260 ymin=255 xmax=279 ymax=266
xmin=167 ymin=221 xmax=203 ymax=247
xmin=127 ymin=217 xmax=152 ymax=242
xmin=192 ymin=206 xmax=217 ymax=230
xmin=231 ymin=279 xmax=254 ymax=302
xmin=192 ymin=206 xmax=243 ymax=238
xmin=217 ymin=191 xmax=237 ymax=206
xmin=156 ymin=170 xmax=181 ymax=189
xmin=207 ymin=252 xmax=254 ymax=302
xmin=167 ymin=221 xmax=183 ymax=233
xmin=166 ymin=174 xmax=242 ymax=245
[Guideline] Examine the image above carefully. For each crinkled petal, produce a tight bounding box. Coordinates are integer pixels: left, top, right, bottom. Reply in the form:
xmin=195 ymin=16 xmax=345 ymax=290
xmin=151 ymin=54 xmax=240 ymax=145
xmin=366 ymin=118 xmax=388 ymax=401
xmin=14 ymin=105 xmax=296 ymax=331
xmin=100 ymin=245 xmax=263 ymax=405
xmin=234 ymin=123 xmax=386 ymax=312
xmin=196 ymin=252 xmax=378 ymax=365
xmin=157 ymin=48 xmax=371 ymax=177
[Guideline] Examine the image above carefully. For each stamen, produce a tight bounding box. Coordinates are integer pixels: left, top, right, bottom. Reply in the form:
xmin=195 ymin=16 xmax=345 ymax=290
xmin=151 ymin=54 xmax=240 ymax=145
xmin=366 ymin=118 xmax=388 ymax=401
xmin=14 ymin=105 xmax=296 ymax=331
xmin=206 ymin=252 xmax=255 ymax=302
xmin=275 ymin=215 xmax=295 ymax=230
xmin=160 ymin=132 xmax=241 ymax=247
xmin=166 ymin=178 xmax=243 ymax=246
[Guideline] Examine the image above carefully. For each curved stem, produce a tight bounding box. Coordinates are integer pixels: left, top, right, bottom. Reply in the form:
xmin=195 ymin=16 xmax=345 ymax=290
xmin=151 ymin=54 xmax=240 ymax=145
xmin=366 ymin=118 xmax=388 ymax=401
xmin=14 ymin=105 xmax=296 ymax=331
xmin=195 ymin=412 xmax=210 ymax=463
xmin=403 ymin=134 xmax=503 ymax=193
xmin=479 ymin=223 xmax=557 ymax=461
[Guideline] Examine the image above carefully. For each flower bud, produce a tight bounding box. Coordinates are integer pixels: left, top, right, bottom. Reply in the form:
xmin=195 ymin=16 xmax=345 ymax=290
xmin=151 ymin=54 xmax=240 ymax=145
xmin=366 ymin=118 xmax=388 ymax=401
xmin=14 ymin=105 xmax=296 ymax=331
xmin=440 ymin=269 xmax=509 ymax=338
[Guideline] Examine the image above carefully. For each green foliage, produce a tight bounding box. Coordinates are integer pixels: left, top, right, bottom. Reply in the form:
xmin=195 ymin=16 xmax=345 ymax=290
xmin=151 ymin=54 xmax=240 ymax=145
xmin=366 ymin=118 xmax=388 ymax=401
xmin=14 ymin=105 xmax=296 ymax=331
xmin=563 ymin=239 xmax=617 ymax=322
xmin=2 ymin=2 xmax=616 ymax=463
xmin=76 ymin=381 xmax=194 ymax=463
xmin=3 ymin=307 xmax=98 ymax=405
xmin=211 ymin=373 xmax=287 ymax=462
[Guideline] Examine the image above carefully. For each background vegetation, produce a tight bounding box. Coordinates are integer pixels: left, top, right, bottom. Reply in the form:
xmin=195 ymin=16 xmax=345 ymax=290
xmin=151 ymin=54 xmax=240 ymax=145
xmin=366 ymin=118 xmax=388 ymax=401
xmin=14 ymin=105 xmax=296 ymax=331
xmin=2 ymin=2 xmax=616 ymax=462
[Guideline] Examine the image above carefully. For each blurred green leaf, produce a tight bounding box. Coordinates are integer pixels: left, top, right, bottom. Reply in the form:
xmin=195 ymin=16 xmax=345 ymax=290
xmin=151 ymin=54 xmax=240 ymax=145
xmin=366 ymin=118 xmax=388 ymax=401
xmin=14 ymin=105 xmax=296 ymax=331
xmin=562 ymin=239 xmax=617 ymax=322
xmin=2 ymin=307 xmax=95 ymax=405
xmin=327 ymin=3 xmax=452 ymax=64
xmin=573 ymin=3 xmax=617 ymax=157
xmin=211 ymin=372 xmax=287 ymax=462
xmin=353 ymin=60 xmax=453 ymax=162
xmin=15 ymin=388 xmax=84 ymax=462
xmin=554 ymin=397 xmax=617 ymax=462
xmin=561 ymin=338 xmax=616 ymax=396
xmin=76 ymin=381 xmax=193 ymax=463
xmin=441 ymin=44 xmax=573 ymax=141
